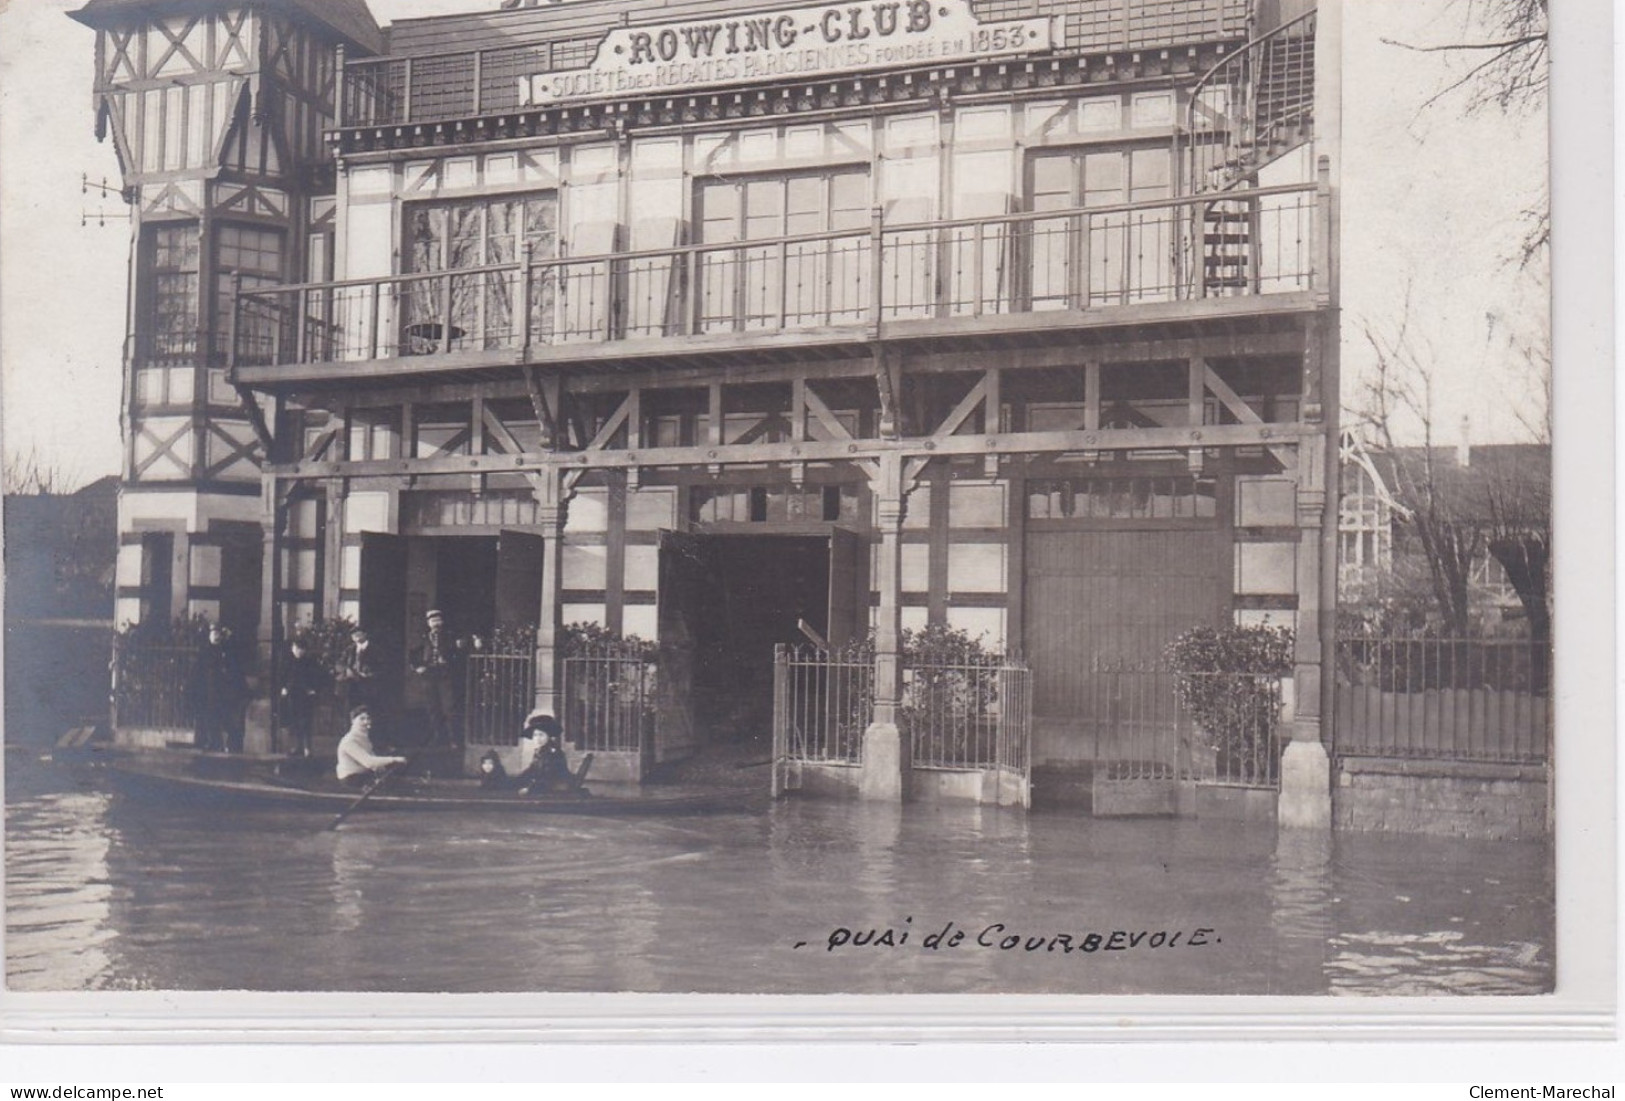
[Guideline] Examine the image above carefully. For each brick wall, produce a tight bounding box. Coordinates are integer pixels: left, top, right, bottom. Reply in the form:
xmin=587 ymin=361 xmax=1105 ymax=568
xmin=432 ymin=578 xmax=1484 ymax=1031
xmin=1334 ymin=757 xmax=1550 ymax=841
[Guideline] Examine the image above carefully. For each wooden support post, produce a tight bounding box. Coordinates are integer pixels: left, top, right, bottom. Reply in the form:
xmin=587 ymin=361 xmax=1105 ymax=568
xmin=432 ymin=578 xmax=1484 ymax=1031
xmin=862 ymin=451 xmax=909 ymax=802
xmin=533 ymin=469 xmax=567 ymax=718
xmin=1082 ymin=361 xmax=1101 ymax=463
xmin=335 ymin=44 xmax=347 ymax=127
xmin=322 ymin=479 xmax=344 ymax=621
xmin=983 ymin=367 xmax=1002 ymax=477
xmin=1188 ymin=357 xmax=1206 ymax=474
xmin=789 ymin=377 xmax=807 ymax=485
xmin=706 ymin=382 xmax=723 ymax=473
xmin=626 ymin=387 xmax=642 ymax=489
xmin=253 ymin=475 xmax=284 ymax=755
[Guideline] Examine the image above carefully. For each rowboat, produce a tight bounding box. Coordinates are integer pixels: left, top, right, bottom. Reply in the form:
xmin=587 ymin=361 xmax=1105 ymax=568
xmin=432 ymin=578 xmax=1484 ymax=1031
xmin=104 ymin=751 xmax=741 ymax=817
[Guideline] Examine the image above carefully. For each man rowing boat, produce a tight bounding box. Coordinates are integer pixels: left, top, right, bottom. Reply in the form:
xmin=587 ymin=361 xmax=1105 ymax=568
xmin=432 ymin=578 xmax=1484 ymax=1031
xmin=335 ymin=706 xmax=408 ymax=788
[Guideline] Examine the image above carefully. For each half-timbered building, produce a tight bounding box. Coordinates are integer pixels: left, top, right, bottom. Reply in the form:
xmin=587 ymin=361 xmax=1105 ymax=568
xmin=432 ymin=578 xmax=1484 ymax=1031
xmin=76 ymin=0 xmax=1341 ymax=822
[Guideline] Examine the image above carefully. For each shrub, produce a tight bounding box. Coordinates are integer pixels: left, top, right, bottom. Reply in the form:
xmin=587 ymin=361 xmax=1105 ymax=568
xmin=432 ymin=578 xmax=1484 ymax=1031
xmin=1164 ymin=624 xmax=1292 ymax=779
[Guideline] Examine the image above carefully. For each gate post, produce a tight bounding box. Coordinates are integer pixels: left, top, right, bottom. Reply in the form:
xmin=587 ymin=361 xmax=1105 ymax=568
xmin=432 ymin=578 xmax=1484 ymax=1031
xmin=861 ymin=453 xmax=910 ymax=801
xmin=1280 ymin=428 xmax=1332 ymax=829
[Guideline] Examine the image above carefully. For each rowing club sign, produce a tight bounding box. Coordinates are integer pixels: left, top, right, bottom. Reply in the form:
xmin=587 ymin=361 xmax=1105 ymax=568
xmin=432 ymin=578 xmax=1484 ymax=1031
xmin=524 ymin=0 xmax=1055 ymax=106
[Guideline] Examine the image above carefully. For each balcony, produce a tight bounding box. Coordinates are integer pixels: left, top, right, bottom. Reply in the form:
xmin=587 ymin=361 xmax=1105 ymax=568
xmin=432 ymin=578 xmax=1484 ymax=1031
xmin=338 ymin=0 xmax=1251 ymax=130
xmin=231 ymin=182 xmax=1327 ymax=386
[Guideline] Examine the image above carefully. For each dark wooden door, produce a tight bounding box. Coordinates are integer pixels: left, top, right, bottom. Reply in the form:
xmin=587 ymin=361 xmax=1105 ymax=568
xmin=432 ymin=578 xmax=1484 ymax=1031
xmin=494 ymin=530 xmax=544 ymax=631
xmin=1026 ymin=528 xmax=1223 ymax=759
xmin=826 ymin=527 xmax=866 ymax=648
xmin=655 ymin=530 xmax=706 ymax=762
xmin=358 ymin=532 xmax=409 ymax=705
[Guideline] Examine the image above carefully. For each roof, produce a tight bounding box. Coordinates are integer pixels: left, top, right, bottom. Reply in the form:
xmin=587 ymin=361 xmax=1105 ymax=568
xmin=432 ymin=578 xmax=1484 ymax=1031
xmin=1363 ymin=444 xmax=1551 ymax=529
xmin=69 ymin=0 xmax=384 ymax=56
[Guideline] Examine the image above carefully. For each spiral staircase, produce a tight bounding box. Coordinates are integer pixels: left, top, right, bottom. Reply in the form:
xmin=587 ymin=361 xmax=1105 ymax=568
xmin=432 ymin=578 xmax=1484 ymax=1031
xmin=1183 ymin=10 xmax=1318 ymax=296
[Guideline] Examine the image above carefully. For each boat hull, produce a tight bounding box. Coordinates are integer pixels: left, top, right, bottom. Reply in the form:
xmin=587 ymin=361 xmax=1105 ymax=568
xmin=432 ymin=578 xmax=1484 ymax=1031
xmin=105 ymin=753 xmax=734 ymax=817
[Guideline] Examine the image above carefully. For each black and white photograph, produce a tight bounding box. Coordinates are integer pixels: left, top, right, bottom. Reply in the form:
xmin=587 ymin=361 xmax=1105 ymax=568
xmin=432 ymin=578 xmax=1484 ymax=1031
xmin=0 ymin=0 xmax=1591 ymax=1020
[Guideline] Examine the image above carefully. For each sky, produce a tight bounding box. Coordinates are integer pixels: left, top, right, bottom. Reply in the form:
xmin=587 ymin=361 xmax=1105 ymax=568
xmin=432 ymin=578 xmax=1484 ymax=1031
xmin=0 ymin=0 xmax=1550 ymax=490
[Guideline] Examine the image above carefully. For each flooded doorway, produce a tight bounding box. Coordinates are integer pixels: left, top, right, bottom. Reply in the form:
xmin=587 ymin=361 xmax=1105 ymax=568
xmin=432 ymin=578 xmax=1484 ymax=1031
xmin=659 ymin=529 xmax=865 ymax=753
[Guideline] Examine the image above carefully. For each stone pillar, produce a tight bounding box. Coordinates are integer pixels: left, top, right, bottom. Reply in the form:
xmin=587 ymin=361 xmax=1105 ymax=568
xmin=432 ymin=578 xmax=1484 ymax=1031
xmin=861 ymin=453 xmax=909 ymax=801
xmin=1280 ymin=433 xmax=1331 ymax=829
xmin=532 ymin=470 xmax=567 ymax=718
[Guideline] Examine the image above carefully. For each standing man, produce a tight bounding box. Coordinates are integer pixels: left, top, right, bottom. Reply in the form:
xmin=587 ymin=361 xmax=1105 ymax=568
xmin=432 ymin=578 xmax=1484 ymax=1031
xmin=279 ymin=638 xmax=325 ymax=757
xmin=411 ymin=609 xmax=463 ymax=747
xmin=192 ymin=623 xmax=248 ymax=753
xmin=334 ymin=625 xmax=380 ymax=714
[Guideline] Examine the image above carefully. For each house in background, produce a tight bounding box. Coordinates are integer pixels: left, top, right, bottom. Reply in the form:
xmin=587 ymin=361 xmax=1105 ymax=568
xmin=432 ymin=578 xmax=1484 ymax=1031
xmin=1338 ymin=431 xmax=1550 ymax=637
xmin=71 ymin=0 xmax=1342 ymax=822
xmin=3 ymin=476 xmax=118 ymax=746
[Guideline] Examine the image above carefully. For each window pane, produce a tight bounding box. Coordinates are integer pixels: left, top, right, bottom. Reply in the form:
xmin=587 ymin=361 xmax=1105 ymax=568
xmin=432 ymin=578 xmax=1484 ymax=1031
xmin=1083 ymin=153 xmax=1125 ymax=205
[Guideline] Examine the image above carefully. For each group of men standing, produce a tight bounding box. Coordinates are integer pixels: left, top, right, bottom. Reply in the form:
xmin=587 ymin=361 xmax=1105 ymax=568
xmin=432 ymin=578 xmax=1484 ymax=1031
xmin=194 ymin=608 xmax=467 ymax=756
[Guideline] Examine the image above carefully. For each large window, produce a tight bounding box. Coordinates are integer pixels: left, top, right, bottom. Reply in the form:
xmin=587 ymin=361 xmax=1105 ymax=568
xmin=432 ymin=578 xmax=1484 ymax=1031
xmin=696 ymin=170 xmax=869 ymax=332
xmin=403 ymin=194 xmax=558 ymax=349
xmin=1028 ymin=146 xmax=1174 ymax=308
xmin=145 ymin=225 xmax=200 ymax=359
xmin=216 ymin=225 xmax=284 ymax=363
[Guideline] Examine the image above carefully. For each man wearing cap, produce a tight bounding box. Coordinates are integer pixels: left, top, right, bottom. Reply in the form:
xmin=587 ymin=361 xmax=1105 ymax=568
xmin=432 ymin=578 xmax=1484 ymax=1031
xmin=411 ymin=608 xmax=462 ymax=746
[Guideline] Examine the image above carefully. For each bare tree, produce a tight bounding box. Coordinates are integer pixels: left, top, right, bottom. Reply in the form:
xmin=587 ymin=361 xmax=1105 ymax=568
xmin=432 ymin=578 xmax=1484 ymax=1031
xmin=1355 ymin=300 xmax=1551 ymax=645
xmin=1388 ymin=0 xmax=1549 ymax=265
xmin=2 ymin=446 xmax=74 ymax=496
xmin=1357 ymin=314 xmax=1480 ymax=636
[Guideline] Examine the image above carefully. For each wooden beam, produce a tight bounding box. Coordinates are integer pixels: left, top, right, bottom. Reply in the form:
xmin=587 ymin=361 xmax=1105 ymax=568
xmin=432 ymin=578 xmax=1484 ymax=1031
xmin=932 ymin=375 xmax=989 ymax=439
xmin=481 ymin=401 xmax=527 ymax=455
xmin=523 ymin=366 xmax=560 ymax=450
xmin=1203 ymin=362 xmax=1295 ymax=469
xmin=273 ymin=423 xmax=1305 ymax=481
xmin=585 ymin=392 xmax=633 ymax=452
xmin=802 ymin=382 xmax=855 ymax=441
xmin=233 ymin=384 xmax=275 ymax=456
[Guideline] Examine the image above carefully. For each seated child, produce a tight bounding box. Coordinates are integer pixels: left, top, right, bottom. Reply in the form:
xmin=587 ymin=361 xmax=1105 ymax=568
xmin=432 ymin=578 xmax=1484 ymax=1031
xmin=476 ymin=749 xmax=510 ymax=791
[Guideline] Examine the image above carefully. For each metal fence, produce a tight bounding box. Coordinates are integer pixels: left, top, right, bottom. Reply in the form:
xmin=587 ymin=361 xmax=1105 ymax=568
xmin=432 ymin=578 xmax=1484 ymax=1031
xmin=463 ymin=650 xmax=535 ymax=747
xmin=1088 ymin=662 xmax=1284 ymax=789
xmin=772 ymin=644 xmax=1032 ymax=781
xmin=1334 ymin=635 xmax=1551 ymax=764
xmin=110 ymin=639 xmax=197 ymax=732
xmin=563 ymin=642 xmax=657 ymax=755
xmin=905 ymin=656 xmax=1032 ymax=773
xmin=773 ymin=642 xmax=874 ymax=767
xmin=1172 ymin=670 xmax=1284 ymax=787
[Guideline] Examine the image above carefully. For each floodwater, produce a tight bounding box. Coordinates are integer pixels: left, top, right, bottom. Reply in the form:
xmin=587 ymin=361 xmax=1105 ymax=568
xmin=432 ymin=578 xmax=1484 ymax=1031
xmin=5 ymin=752 xmax=1552 ymax=995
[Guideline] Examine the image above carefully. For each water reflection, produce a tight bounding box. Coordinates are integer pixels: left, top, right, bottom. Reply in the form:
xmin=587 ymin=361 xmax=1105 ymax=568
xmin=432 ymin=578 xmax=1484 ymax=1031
xmin=4 ymin=757 xmax=1553 ymax=995
xmin=4 ymin=789 xmax=118 ymax=991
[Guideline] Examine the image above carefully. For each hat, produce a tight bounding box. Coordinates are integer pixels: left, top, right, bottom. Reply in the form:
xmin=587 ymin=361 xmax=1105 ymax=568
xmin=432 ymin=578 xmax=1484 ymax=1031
xmin=523 ymin=710 xmax=562 ymax=738
xmin=425 ymin=609 xmax=444 ymax=621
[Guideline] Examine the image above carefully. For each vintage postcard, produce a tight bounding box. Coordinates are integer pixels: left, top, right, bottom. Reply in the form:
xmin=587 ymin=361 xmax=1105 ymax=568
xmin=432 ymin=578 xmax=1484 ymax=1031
xmin=0 ymin=0 xmax=1601 ymax=1033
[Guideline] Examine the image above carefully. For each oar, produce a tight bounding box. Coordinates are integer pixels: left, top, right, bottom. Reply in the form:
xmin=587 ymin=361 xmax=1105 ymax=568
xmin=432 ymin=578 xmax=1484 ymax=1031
xmin=327 ymin=757 xmax=412 ymax=831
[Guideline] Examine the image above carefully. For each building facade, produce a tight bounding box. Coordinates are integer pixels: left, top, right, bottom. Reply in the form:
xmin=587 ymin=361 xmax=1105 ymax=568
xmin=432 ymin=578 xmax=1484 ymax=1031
xmin=77 ymin=0 xmax=1341 ymax=819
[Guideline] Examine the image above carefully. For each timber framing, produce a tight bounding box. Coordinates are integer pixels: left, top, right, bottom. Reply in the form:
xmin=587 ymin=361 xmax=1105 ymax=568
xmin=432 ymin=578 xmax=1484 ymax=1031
xmin=269 ymin=421 xmax=1306 ymax=482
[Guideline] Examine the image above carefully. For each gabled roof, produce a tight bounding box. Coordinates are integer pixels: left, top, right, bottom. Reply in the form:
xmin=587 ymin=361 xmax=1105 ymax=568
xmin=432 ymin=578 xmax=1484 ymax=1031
xmin=70 ymin=0 xmax=384 ymax=57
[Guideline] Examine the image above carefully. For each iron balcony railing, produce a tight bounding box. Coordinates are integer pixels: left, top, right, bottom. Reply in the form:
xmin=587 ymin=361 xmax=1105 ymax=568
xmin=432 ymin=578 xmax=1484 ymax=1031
xmin=337 ymin=0 xmax=1250 ymax=129
xmin=232 ymin=182 xmax=1326 ymax=372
